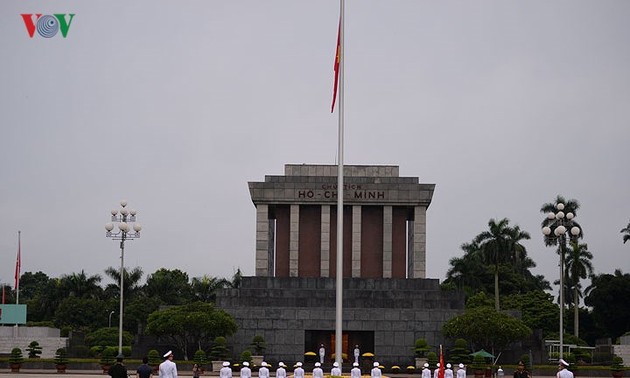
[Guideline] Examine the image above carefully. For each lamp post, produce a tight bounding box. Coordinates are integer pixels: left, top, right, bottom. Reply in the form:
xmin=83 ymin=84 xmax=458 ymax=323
xmin=542 ymin=202 xmax=580 ymax=360
xmin=105 ymin=200 xmax=141 ymax=355
xmin=108 ymin=310 xmax=115 ymax=328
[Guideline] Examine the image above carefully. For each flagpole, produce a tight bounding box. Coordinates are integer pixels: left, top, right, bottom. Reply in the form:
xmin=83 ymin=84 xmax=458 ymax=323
xmin=15 ymin=231 xmax=21 ymax=305
xmin=335 ymin=0 xmax=345 ymax=368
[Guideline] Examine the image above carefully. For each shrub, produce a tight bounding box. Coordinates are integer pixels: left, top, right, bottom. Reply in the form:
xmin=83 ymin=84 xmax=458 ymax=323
xmin=449 ymin=338 xmax=470 ymax=364
xmin=90 ymin=345 xmax=104 ymax=357
xmin=148 ymin=349 xmax=161 ymax=366
xmin=472 ymin=355 xmax=486 ymax=370
xmin=427 ymin=351 xmax=438 ymax=368
xmin=100 ymin=347 xmax=116 ymax=366
xmin=210 ymin=336 xmax=229 ymax=360
xmin=122 ymin=346 xmax=132 ymax=357
xmin=240 ymin=349 xmax=252 ymax=364
xmin=251 ymin=335 xmax=266 ymax=355
xmin=55 ymin=348 xmax=69 ymax=365
xmin=611 ymin=356 xmax=625 ymax=372
xmin=415 ymin=338 xmax=430 ymax=357
xmin=26 ymin=341 xmax=42 ymax=359
xmin=9 ymin=348 xmax=24 ymax=365
xmin=194 ymin=349 xmax=207 ymax=366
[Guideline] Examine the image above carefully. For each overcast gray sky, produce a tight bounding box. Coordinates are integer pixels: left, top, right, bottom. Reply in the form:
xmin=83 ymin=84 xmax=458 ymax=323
xmin=1 ymin=1 xmax=629 ymax=294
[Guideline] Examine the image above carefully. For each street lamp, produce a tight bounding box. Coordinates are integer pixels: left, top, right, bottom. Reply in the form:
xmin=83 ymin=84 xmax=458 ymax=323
xmin=542 ymin=202 xmax=580 ymax=360
xmin=105 ymin=200 xmax=141 ymax=355
xmin=108 ymin=310 xmax=115 ymax=328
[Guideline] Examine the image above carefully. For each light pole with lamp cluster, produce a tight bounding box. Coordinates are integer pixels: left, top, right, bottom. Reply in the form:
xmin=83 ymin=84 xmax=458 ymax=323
xmin=105 ymin=200 xmax=141 ymax=355
xmin=542 ymin=201 xmax=580 ymax=360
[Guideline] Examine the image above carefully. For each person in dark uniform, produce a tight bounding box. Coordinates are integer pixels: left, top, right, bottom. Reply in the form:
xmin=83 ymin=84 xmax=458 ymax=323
xmin=108 ymin=354 xmax=128 ymax=378
xmin=513 ymin=361 xmax=530 ymax=378
xmin=137 ymin=356 xmax=153 ymax=378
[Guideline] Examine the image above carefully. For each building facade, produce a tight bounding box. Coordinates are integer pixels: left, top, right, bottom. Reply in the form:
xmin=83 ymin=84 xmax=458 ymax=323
xmin=216 ymin=164 xmax=464 ymax=367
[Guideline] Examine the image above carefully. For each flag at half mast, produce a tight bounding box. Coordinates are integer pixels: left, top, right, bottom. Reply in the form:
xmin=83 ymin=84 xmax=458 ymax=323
xmin=331 ymin=20 xmax=341 ymax=113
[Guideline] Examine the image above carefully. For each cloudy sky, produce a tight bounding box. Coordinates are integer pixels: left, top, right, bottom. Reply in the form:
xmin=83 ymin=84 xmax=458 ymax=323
xmin=1 ymin=1 xmax=629 ymax=294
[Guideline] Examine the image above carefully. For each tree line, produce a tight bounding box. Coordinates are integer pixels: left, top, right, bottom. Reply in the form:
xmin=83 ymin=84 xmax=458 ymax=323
xmin=441 ymin=195 xmax=630 ymax=350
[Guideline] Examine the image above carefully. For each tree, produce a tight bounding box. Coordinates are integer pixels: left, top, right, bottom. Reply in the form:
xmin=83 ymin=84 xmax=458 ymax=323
xmin=145 ymin=268 xmax=193 ymax=305
xmin=565 ymin=241 xmax=593 ymax=338
xmin=584 ymin=270 xmax=630 ymax=339
xmin=85 ymin=327 xmax=133 ymax=348
xmin=621 ymin=221 xmax=630 ymax=244
xmin=191 ymin=275 xmax=230 ymax=302
xmin=103 ymin=266 xmax=144 ymax=302
xmin=18 ymin=271 xmax=51 ymax=302
xmin=54 ymin=296 xmax=109 ymax=331
xmin=146 ymin=301 xmax=237 ymax=360
xmin=58 ymin=270 xmax=103 ymax=299
xmin=502 ymin=291 xmax=559 ymax=337
xmin=474 ymin=218 xmax=531 ymax=310
xmin=442 ymin=307 xmax=532 ymax=352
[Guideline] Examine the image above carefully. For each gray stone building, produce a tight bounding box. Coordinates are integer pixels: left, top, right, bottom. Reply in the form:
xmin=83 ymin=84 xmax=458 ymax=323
xmin=216 ymin=164 xmax=464 ymax=367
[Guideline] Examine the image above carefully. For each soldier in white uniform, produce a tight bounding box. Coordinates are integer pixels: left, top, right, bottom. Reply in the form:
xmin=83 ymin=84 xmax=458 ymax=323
xmin=331 ymin=361 xmax=342 ymax=376
xmin=353 ymin=345 xmax=360 ymax=365
xmin=219 ymin=361 xmax=232 ymax=378
xmin=319 ymin=344 xmax=326 ymax=364
xmin=371 ymin=362 xmax=382 ymax=378
xmin=434 ymin=363 xmax=441 ymax=378
xmin=351 ymin=362 xmax=362 ymax=378
xmin=259 ymin=361 xmax=270 ymax=378
xmin=422 ymin=363 xmax=432 ymax=378
xmin=294 ymin=362 xmax=305 ymax=378
xmin=312 ymin=362 xmax=324 ymax=378
xmin=557 ymin=359 xmax=574 ymax=378
xmin=159 ymin=350 xmax=178 ymax=378
xmin=445 ymin=363 xmax=454 ymax=378
xmin=240 ymin=361 xmax=251 ymax=378
xmin=456 ymin=363 xmax=466 ymax=378
xmin=277 ymin=362 xmax=287 ymax=378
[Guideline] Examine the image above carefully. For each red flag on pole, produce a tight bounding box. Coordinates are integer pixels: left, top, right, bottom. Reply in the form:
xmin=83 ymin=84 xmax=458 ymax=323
xmin=331 ymin=19 xmax=341 ymax=113
xmin=15 ymin=232 xmax=21 ymax=292
xmin=438 ymin=345 xmax=445 ymax=378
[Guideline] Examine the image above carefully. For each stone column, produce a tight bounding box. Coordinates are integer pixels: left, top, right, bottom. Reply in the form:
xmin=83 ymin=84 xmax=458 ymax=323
xmin=411 ymin=206 xmax=427 ymax=278
xmin=352 ymin=206 xmax=362 ymax=277
xmin=289 ymin=205 xmax=300 ymax=277
xmin=255 ymin=204 xmax=270 ymax=276
xmin=383 ymin=205 xmax=393 ymax=278
xmin=321 ymin=205 xmax=331 ymax=277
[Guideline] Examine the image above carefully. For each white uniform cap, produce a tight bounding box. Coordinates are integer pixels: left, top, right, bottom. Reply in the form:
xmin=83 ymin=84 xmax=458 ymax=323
xmin=261 ymin=362 xmax=267 ymax=367
xmin=424 ymin=363 xmax=429 ymax=368
xmin=296 ymin=362 xmax=303 ymax=367
xmin=447 ymin=363 xmax=452 ymax=369
xmin=315 ymin=362 xmax=321 ymax=367
xmin=459 ymin=364 xmax=465 ymax=369
xmin=333 ymin=362 xmax=339 ymax=367
xmin=436 ymin=363 xmax=440 ymax=367
xmin=163 ymin=350 xmax=173 ymax=358
xmin=373 ymin=362 xmax=379 ymax=367
xmin=279 ymin=362 xmax=286 ymax=367
xmin=243 ymin=362 xmax=249 ymax=367
xmin=559 ymin=359 xmax=569 ymax=367
xmin=223 ymin=362 xmax=230 ymax=367
xmin=353 ymin=362 xmax=359 ymax=367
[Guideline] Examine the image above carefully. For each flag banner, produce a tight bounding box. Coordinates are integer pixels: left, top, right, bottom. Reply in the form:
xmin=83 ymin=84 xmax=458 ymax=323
xmin=438 ymin=345 xmax=445 ymax=378
xmin=14 ymin=233 xmax=21 ymax=292
xmin=331 ymin=20 xmax=341 ymax=113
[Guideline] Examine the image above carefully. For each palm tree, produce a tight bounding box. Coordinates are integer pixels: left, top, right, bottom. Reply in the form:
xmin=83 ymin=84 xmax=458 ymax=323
xmin=104 ymin=266 xmax=144 ymax=301
xmin=565 ymin=241 xmax=593 ymax=338
xmin=474 ymin=218 xmax=531 ymax=310
xmin=191 ymin=275 xmax=229 ymax=302
xmin=621 ymin=221 xmax=630 ymax=244
xmin=59 ymin=270 xmax=102 ymax=299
